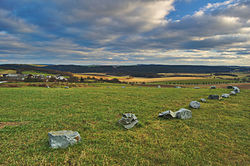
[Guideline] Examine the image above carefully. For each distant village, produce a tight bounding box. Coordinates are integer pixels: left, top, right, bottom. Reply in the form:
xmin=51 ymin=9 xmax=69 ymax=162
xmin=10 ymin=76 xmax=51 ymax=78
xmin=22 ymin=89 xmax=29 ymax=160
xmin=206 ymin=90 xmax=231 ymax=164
xmin=0 ymin=73 xmax=122 ymax=84
xmin=0 ymin=73 xmax=68 ymax=82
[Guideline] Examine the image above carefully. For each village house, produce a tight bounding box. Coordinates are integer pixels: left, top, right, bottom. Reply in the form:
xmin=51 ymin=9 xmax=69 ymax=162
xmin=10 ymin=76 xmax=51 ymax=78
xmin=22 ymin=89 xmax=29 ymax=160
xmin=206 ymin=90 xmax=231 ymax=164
xmin=3 ymin=74 xmax=26 ymax=81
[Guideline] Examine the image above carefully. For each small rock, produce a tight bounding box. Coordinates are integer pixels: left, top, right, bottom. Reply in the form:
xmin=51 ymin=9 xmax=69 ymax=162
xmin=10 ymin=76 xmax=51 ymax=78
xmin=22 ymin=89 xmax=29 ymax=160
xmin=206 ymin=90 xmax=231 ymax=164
xmin=210 ymin=86 xmax=216 ymax=89
xmin=158 ymin=110 xmax=176 ymax=119
xmin=230 ymin=91 xmax=236 ymax=95
xmin=208 ymin=95 xmax=220 ymax=100
xmin=48 ymin=130 xmax=81 ymax=149
xmin=200 ymin=98 xmax=207 ymax=103
xmin=194 ymin=87 xmax=200 ymax=89
xmin=175 ymin=108 xmax=192 ymax=120
xmin=64 ymin=86 xmax=69 ymax=89
xmin=119 ymin=113 xmax=138 ymax=129
xmin=221 ymin=94 xmax=230 ymax=98
xmin=189 ymin=101 xmax=200 ymax=109
xmin=158 ymin=85 xmax=161 ymax=88
xmin=233 ymin=86 xmax=240 ymax=93
xmin=122 ymin=86 xmax=125 ymax=88
xmin=175 ymin=86 xmax=181 ymax=88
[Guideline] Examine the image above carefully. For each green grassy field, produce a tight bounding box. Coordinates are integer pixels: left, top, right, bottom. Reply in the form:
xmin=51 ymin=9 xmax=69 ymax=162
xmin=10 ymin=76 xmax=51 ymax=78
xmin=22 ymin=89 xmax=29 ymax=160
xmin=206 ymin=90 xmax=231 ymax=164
xmin=149 ymin=78 xmax=240 ymax=85
xmin=0 ymin=85 xmax=249 ymax=165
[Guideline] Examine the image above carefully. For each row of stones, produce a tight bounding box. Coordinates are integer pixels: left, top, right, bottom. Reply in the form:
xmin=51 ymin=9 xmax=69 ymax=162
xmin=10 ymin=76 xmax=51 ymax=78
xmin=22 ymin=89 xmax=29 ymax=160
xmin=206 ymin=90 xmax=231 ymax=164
xmin=48 ymin=85 xmax=240 ymax=149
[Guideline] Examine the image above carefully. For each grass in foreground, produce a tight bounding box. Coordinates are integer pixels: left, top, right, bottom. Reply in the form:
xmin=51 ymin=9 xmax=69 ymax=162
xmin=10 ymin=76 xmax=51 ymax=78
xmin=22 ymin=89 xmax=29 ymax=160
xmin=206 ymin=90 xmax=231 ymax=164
xmin=0 ymin=85 xmax=249 ymax=165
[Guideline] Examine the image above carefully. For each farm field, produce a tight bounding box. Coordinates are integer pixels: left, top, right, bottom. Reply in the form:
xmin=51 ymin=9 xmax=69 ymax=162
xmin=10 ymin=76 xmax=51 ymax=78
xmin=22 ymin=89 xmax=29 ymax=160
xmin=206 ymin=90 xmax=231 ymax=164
xmin=148 ymin=78 xmax=240 ymax=85
xmin=73 ymin=72 xmax=249 ymax=83
xmin=74 ymin=73 xmax=209 ymax=83
xmin=0 ymin=85 xmax=249 ymax=165
xmin=0 ymin=69 xmax=16 ymax=74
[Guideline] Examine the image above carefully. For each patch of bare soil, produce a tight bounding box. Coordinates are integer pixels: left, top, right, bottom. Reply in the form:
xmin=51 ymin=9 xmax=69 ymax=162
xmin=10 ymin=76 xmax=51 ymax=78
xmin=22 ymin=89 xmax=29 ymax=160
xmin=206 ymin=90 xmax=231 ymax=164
xmin=0 ymin=121 xmax=28 ymax=129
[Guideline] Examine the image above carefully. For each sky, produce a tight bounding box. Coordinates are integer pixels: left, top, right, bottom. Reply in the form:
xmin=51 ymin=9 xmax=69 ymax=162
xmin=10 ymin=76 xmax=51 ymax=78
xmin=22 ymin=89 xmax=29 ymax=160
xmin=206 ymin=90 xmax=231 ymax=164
xmin=0 ymin=0 xmax=249 ymax=66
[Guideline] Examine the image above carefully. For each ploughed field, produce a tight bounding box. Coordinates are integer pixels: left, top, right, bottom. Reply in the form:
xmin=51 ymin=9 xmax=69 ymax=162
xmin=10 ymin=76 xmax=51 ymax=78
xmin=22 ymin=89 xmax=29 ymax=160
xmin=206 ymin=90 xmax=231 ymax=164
xmin=0 ymin=85 xmax=249 ymax=165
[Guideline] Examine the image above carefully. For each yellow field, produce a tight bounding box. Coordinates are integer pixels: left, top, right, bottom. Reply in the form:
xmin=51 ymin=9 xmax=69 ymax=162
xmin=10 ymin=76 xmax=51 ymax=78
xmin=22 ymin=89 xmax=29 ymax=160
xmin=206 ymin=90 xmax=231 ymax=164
xmin=74 ymin=73 xmax=208 ymax=83
xmin=0 ymin=70 xmax=16 ymax=74
xmin=119 ymin=77 xmax=207 ymax=83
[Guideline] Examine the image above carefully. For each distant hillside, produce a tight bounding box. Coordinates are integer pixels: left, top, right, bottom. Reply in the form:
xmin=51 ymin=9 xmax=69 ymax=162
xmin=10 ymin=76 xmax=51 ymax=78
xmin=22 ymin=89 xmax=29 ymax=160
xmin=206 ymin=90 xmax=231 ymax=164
xmin=0 ymin=64 xmax=249 ymax=78
xmin=0 ymin=64 xmax=73 ymax=76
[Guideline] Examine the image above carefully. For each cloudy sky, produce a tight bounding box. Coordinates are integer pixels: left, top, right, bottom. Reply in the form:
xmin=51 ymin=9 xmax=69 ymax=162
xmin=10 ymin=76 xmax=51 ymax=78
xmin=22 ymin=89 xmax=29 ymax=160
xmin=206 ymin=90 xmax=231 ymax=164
xmin=0 ymin=0 xmax=249 ymax=65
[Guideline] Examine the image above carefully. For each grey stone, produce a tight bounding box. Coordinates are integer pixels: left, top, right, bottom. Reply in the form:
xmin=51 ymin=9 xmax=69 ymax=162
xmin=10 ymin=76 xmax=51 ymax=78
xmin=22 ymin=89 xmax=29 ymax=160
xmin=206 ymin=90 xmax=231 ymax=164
xmin=194 ymin=87 xmax=200 ymax=89
xmin=122 ymin=86 xmax=125 ymax=88
xmin=64 ymin=86 xmax=69 ymax=89
xmin=208 ymin=95 xmax=220 ymax=100
xmin=230 ymin=91 xmax=236 ymax=95
xmin=221 ymin=94 xmax=230 ymax=98
xmin=48 ymin=130 xmax=81 ymax=149
xmin=158 ymin=110 xmax=176 ymax=119
xmin=233 ymin=86 xmax=240 ymax=93
xmin=175 ymin=108 xmax=192 ymax=119
xmin=175 ymin=86 xmax=181 ymax=88
xmin=189 ymin=101 xmax=200 ymax=109
xmin=210 ymin=86 xmax=216 ymax=89
xmin=200 ymin=98 xmax=207 ymax=103
xmin=119 ymin=113 xmax=138 ymax=129
xmin=158 ymin=85 xmax=161 ymax=88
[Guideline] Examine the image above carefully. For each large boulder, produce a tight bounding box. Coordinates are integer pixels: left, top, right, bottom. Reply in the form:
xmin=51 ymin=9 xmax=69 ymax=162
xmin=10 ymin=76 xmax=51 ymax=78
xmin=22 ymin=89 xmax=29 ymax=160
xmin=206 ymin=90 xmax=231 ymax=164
xmin=48 ymin=130 xmax=81 ymax=149
xmin=221 ymin=94 xmax=230 ymax=98
xmin=233 ymin=86 xmax=240 ymax=93
xmin=208 ymin=95 xmax=220 ymax=100
xmin=189 ymin=101 xmax=200 ymax=109
xmin=158 ymin=110 xmax=176 ymax=119
xmin=119 ymin=113 xmax=138 ymax=129
xmin=175 ymin=108 xmax=192 ymax=119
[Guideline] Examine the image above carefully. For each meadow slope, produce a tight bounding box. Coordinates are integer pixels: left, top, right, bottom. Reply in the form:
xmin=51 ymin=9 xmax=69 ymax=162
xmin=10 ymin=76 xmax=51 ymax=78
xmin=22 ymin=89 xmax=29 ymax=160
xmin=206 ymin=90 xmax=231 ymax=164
xmin=0 ymin=85 xmax=249 ymax=165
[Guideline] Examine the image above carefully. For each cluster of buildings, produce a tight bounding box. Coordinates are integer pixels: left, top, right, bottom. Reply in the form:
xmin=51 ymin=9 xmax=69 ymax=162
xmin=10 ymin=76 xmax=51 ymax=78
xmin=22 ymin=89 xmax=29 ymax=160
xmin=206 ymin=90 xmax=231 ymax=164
xmin=0 ymin=74 xmax=67 ymax=81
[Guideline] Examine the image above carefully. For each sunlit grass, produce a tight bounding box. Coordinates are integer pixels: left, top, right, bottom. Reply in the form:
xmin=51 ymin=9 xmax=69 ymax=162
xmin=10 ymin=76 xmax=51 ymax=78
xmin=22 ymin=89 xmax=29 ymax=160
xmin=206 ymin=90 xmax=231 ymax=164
xmin=0 ymin=85 xmax=249 ymax=165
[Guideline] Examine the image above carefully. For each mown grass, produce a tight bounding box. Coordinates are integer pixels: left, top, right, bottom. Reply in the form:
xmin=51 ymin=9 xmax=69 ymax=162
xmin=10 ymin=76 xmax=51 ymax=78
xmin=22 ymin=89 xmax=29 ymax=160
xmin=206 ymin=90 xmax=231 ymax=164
xmin=0 ymin=85 xmax=249 ymax=165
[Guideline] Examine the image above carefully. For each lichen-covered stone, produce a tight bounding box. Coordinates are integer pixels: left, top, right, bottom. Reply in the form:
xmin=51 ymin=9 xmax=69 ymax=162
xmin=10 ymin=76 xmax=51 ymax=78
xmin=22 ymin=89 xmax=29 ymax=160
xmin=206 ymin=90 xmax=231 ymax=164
xmin=200 ymin=98 xmax=207 ymax=103
xmin=208 ymin=95 xmax=220 ymax=100
xmin=175 ymin=108 xmax=192 ymax=119
xmin=230 ymin=91 xmax=236 ymax=95
xmin=119 ymin=113 xmax=138 ymax=129
xmin=233 ymin=86 xmax=240 ymax=93
xmin=221 ymin=94 xmax=230 ymax=98
xmin=158 ymin=110 xmax=176 ymax=119
xmin=48 ymin=130 xmax=81 ymax=149
xmin=189 ymin=101 xmax=200 ymax=109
